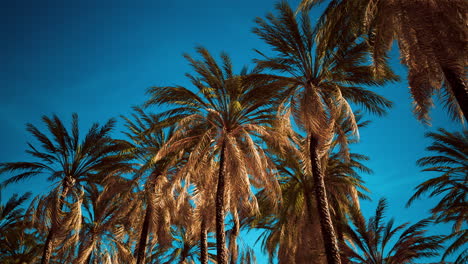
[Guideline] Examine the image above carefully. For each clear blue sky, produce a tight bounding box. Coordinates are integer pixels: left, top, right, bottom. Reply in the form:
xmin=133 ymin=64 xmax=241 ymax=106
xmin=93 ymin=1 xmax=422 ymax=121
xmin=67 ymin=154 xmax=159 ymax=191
xmin=1 ymin=0 xmax=463 ymax=262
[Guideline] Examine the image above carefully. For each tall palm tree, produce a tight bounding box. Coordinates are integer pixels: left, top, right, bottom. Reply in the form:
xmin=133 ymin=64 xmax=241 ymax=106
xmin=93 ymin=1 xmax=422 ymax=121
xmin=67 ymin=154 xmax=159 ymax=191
xmin=251 ymin=2 xmax=394 ymax=263
xmin=189 ymin=155 xmax=217 ymax=264
xmin=253 ymin=133 xmax=371 ymax=263
xmin=145 ymin=47 xmax=283 ymax=264
xmin=122 ymin=107 xmax=183 ymax=264
xmin=407 ymin=128 xmax=467 ymax=264
xmin=0 ymin=114 xmax=132 ymax=264
xmin=343 ymin=198 xmax=444 ymax=263
xmin=299 ymin=0 xmax=468 ymax=122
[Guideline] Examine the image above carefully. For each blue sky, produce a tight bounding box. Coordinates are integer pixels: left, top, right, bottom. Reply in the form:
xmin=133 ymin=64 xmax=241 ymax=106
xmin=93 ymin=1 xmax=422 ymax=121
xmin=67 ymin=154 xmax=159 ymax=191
xmin=1 ymin=0 xmax=463 ymax=262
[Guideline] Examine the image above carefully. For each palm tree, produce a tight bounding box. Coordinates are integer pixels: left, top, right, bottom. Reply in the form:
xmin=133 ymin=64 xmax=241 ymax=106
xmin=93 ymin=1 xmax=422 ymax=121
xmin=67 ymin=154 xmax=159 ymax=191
xmin=0 ymin=191 xmax=31 ymax=233
xmin=122 ymin=107 xmax=183 ymax=264
xmin=407 ymin=128 xmax=467 ymax=264
xmin=299 ymin=0 xmax=468 ymax=122
xmin=0 ymin=226 xmax=43 ymax=264
xmin=0 ymin=191 xmax=42 ymax=263
xmin=343 ymin=198 xmax=444 ymax=263
xmin=188 ymin=155 xmax=217 ymax=264
xmin=28 ymin=185 xmax=84 ymax=263
xmin=0 ymin=114 xmax=132 ymax=264
xmin=251 ymin=2 xmax=394 ymax=263
xmin=253 ymin=132 xmax=371 ymax=263
xmin=74 ymin=177 xmax=136 ymax=264
xmin=145 ymin=47 xmax=283 ymax=264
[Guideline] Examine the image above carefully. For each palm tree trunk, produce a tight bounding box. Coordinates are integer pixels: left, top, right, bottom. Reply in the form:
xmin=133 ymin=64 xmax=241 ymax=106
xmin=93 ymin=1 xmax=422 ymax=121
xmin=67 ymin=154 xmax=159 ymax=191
xmin=441 ymin=65 xmax=468 ymax=121
xmin=303 ymin=185 xmax=327 ymax=264
xmin=135 ymin=196 xmax=153 ymax=264
xmin=303 ymin=182 xmax=315 ymax=227
xmin=41 ymin=185 xmax=70 ymax=264
xmin=309 ymin=136 xmax=341 ymax=264
xmin=200 ymin=219 xmax=208 ymax=264
xmin=41 ymin=231 xmax=55 ymax=264
xmin=215 ymin=142 xmax=228 ymax=264
xmin=135 ymin=174 xmax=159 ymax=264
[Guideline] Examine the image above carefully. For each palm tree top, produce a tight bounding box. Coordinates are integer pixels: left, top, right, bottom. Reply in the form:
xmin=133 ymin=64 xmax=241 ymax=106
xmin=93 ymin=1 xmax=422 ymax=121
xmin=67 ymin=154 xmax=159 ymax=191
xmin=146 ymin=46 xmax=285 ymax=132
xmin=344 ymin=198 xmax=445 ymax=264
xmin=251 ymin=1 xmax=395 ymax=140
xmin=0 ymin=191 xmax=31 ymax=232
xmin=0 ymin=114 xmax=132 ymax=188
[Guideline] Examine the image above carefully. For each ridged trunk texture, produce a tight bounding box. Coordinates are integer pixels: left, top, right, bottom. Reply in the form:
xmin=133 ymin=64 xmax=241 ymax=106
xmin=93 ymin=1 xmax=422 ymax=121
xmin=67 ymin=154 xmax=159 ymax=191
xmin=200 ymin=219 xmax=208 ymax=264
xmin=135 ymin=205 xmax=151 ymax=264
xmin=309 ymin=136 xmax=341 ymax=264
xmin=40 ymin=185 xmax=70 ymax=264
xmin=442 ymin=65 xmax=468 ymax=121
xmin=135 ymin=197 xmax=152 ymax=264
xmin=40 ymin=231 xmax=55 ymax=264
xmin=303 ymin=182 xmax=315 ymax=229
xmin=302 ymin=182 xmax=327 ymax=264
xmin=135 ymin=175 xmax=158 ymax=264
xmin=215 ymin=142 xmax=228 ymax=264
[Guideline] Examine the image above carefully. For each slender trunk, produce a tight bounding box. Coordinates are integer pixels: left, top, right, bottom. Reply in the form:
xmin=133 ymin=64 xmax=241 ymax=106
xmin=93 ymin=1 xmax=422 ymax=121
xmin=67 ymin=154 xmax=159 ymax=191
xmin=200 ymin=219 xmax=208 ymax=264
xmin=41 ymin=185 xmax=70 ymax=264
xmin=215 ymin=142 xmax=228 ymax=264
xmin=302 ymin=181 xmax=315 ymax=227
xmin=135 ymin=175 xmax=158 ymax=264
xmin=135 ymin=202 xmax=152 ymax=264
xmin=41 ymin=231 xmax=54 ymax=264
xmin=303 ymin=184 xmax=327 ymax=264
xmin=309 ymin=136 xmax=341 ymax=264
xmin=441 ymin=65 xmax=468 ymax=121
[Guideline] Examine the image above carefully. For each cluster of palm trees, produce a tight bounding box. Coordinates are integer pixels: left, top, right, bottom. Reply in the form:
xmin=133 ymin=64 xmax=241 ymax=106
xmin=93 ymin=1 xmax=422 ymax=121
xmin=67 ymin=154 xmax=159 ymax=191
xmin=0 ymin=1 xmax=466 ymax=264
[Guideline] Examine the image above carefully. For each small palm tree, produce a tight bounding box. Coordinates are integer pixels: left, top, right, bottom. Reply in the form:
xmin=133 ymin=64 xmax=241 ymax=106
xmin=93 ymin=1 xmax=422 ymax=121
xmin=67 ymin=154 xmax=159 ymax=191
xmin=299 ymin=0 xmax=468 ymax=122
xmin=251 ymin=2 xmax=394 ymax=263
xmin=343 ymin=198 xmax=444 ymax=264
xmin=0 ymin=191 xmax=42 ymax=263
xmin=74 ymin=177 xmax=136 ymax=264
xmin=145 ymin=47 xmax=283 ymax=264
xmin=0 ymin=226 xmax=43 ymax=264
xmin=408 ymin=128 xmax=468 ymax=264
xmin=0 ymin=114 xmax=132 ymax=264
xmin=0 ymin=191 xmax=31 ymax=233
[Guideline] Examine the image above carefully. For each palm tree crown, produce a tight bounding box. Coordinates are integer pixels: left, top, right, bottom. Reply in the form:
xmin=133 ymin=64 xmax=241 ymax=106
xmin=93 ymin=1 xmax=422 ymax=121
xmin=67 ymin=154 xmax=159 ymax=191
xmin=0 ymin=114 xmax=132 ymax=264
xmin=408 ymin=128 xmax=467 ymax=263
xmin=299 ymin=0 xmax=468 ymax=123
xmin=145 ymin=47 xmax=283 ymax=264
xmin=343 ymin=198 xmax=444 ymax=264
